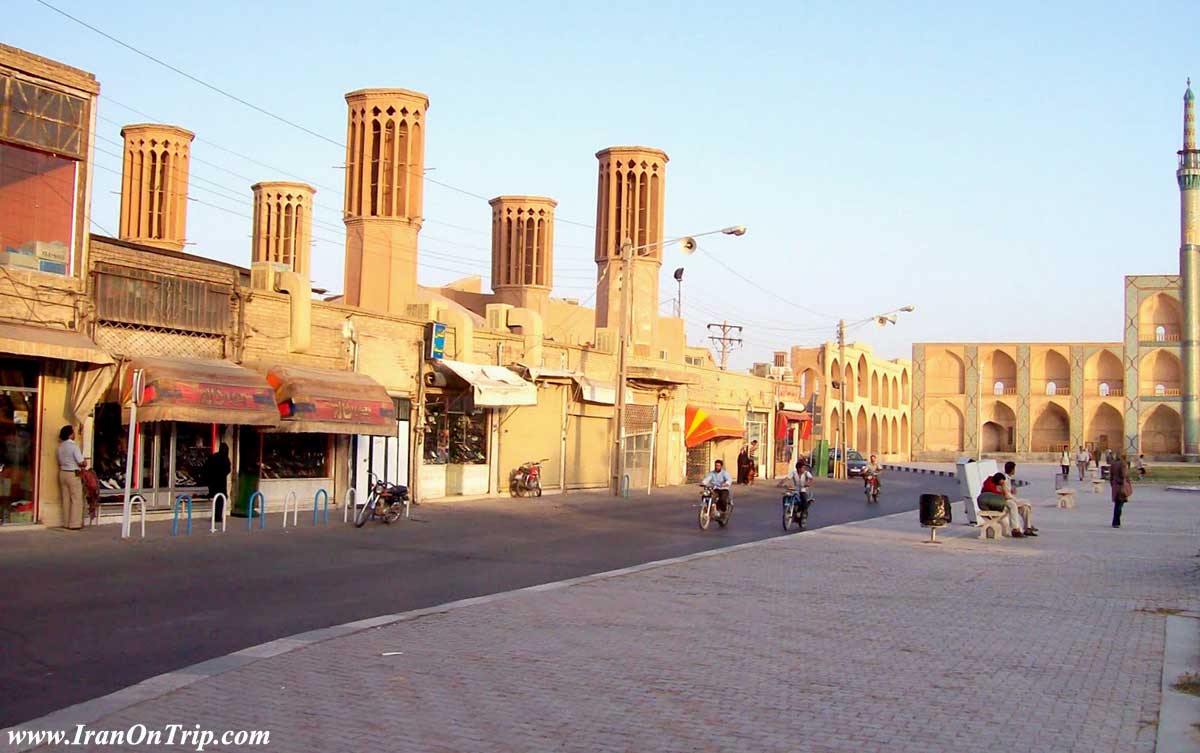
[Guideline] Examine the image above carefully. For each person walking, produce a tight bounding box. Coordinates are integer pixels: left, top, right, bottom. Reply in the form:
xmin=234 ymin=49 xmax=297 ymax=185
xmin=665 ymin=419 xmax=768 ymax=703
xmin=1059 ymin=448 xmax=1070 ymax=480
xmin=56 ymin=425 xmax=86 ymax=530
xmin=1110 ymin=452 xmax=1131 ymax=528
xmin=203 ymin=443 xmax=232 ymax=522
xmin=1075 ymin=446 xmax=1091 ymax=481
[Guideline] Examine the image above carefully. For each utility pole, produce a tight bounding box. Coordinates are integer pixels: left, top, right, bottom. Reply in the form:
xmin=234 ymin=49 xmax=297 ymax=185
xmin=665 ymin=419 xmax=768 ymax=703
xmin=707 ymin=321 xmax=743 ymax=371
xmin=612 ymin=240 xmax=635 ymax=495
xmin=836 ymin=318 xmax=847 ymax=480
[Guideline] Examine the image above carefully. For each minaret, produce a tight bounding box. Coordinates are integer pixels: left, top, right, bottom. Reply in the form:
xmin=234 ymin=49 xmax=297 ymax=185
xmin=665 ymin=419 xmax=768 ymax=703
xmin=341 ymin=88 xmax=428 ymax=313
xmin=118 ymin=124 xmax=194 ymax=251
xmin=489 ymin=196 xmax=556 ymax=317
xmin=1179 ymin=79 xmax=1200 ymax=460
xmin=593 ymin=146 xmax=668 ymax=351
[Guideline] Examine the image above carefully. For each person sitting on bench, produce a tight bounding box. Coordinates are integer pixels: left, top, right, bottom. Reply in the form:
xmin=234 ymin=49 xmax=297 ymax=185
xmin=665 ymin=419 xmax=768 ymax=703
xmin=978 ymin=472 xmax=1031 ymax=538
xmin=1002 ymin=461 xmax=1038 ymax=536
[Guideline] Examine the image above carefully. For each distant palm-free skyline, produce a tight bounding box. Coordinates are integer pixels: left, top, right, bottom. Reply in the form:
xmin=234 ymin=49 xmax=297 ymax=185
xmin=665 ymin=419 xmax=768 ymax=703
xmin=9 ymin=0 xmax=1199 ymax=367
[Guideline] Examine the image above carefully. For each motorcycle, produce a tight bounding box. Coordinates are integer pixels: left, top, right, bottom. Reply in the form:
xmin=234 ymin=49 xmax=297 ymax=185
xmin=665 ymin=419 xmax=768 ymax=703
xmin=698 ymin=484 xmax=731 ymax=530
xmin=864 ymin=473 xmax=880 ymax=503
xmin=782 ymin=490 xmax=812 ymax=531
xmin=355 ymin=472 xmax=410 ymax=527
xmin=510 ymin=458 xmax=548 ymax=497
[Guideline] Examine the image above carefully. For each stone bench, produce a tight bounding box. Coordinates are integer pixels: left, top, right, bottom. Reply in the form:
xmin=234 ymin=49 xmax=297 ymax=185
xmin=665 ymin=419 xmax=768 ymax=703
xmin=976 ymin=509 xmax=1010 ymax=540
xmin=1056 ymin=488 xmax=1076 ymax=509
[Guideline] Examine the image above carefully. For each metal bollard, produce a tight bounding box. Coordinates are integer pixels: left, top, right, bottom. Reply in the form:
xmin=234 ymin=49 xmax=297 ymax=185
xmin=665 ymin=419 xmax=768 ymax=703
xmin=281 ymin=490 xmax=299 ymax=528
xmin=210 ymin=492 xmax=228 ymax=533
xmin=343 ymin=488 xmax=358 ymax=524
xmin=248 ymin=491 xmax=266 ymax=530
xmin=313 ymin=489 xmax=329 ymax=525
xmin=129 ymin=494 xmax=147 ymax=538
xmin=172 ymin=495 xmax=193 ymax=536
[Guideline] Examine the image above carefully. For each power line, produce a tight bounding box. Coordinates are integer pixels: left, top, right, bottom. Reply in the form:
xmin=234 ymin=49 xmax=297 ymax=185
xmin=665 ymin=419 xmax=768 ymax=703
xmin=695 ymin=242 xmax=838 ymax=321
xmin=707 ymin=321 xmax=743 ymax=371
xmin=38 ymin=0 xmax=344 ymax=147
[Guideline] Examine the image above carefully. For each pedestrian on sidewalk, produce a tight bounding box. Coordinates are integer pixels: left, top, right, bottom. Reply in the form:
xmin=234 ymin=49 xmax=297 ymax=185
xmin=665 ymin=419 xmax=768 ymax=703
xmin=1110 ymin=453 xmax=1131 ymax=528
xmin=56 ymin=425 xmax=86 ymax=530
xmin=1075 ymin=446 xmax=1091 ymax=481
xmin=203 ymin=443 xmax=232 ymax=522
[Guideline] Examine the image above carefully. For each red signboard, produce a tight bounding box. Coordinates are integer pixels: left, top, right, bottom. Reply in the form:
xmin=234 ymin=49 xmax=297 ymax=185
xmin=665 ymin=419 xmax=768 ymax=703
xmin=282 ymin=397 xmax=395 ymax=425
xmin=143 ymin=379 xmax=276 ymax=412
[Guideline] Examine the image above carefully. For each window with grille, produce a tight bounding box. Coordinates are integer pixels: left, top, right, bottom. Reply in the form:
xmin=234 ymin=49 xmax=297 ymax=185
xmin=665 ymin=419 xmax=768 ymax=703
xmin=0 ymin=73 xmax=87 ymax=159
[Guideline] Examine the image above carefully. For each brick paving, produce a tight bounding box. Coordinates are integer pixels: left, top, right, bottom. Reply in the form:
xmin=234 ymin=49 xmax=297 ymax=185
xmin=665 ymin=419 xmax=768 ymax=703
xmin=13 ymin=474 xmax=1200 ymax=752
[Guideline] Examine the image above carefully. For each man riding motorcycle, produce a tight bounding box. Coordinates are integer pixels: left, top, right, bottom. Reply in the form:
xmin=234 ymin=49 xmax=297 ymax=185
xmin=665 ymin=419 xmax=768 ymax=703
xmin=784 ymin=459 xmax=814 ymax=528
xmin=702 ymin=459 xmax=733 ymax=513
xmin=863 ymin=454 xmax=882 ymax=492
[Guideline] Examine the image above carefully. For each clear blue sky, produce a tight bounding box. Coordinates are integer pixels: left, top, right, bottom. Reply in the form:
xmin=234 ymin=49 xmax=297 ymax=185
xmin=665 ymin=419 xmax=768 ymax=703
xmin=9 ymin=0 xmax=1199 ymax=368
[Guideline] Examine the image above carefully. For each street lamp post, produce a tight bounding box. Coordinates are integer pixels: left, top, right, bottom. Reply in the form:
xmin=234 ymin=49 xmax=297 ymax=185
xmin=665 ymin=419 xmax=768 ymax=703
xmin=833 ymin=305 xmax=915 ymax=480
xmin=611 ymin=225 xmax=747 ymax=496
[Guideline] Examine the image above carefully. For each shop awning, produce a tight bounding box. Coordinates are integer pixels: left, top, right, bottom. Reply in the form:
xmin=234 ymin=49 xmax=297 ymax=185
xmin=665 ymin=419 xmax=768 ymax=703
xmin=574 ymin=375 xmax=634 ymax=406
xmin=0 ymin=322 xmax=113 ymax=365
xmin=518 ymin=364 xmax=576 ymax=381
xmin=684 ymin=405 xmax=746 ymax=448
xmin=776 ymin=409 xmax=811 ymax=440
xmin=436 ymin=359 xmax=537 ymax=407
xmin=261 ymin=363 xmax=396 ymax=436
xmin=122 ymin=357 xmax=279 ymax=426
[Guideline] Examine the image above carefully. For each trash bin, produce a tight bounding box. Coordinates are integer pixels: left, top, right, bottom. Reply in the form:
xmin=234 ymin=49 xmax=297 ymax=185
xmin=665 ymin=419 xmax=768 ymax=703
xmin=919 ymin=493 xmax=952 ymax=527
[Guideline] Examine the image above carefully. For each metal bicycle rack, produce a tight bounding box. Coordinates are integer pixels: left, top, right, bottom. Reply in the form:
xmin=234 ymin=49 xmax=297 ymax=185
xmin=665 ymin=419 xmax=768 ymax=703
xmin=128 ymin=494 xmax=147 ymax=538
xmin=313 ymin=489 xmax=329 ymax=525
xmin=281 ymin=490 xmax=299 ymax=528
xmin=209 ymin=492 xmax=228 ymax=533
xmin=247 ymin=491 xmax=266 ymax=530
xmin=342 ymin=488 xmax=360 ymax=524
xmin=171 ymin=494 xmax=193 ymax=536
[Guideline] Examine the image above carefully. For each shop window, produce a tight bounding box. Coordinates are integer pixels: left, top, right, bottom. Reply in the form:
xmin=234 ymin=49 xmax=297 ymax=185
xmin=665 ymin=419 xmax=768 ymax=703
xmin=0 ymin=142 xmax=76 ymax=274
xmin=423 ymin=394 xmax=487 ymax=465
xmin=0 ymin=359 xmax=39 ymax=525
xmin=261 ymin=433 xmax=331 ymax=479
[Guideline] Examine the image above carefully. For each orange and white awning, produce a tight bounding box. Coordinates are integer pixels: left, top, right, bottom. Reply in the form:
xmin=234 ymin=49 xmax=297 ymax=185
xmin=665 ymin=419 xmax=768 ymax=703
xmin=684 ymin=405 xmax=746 ymax=448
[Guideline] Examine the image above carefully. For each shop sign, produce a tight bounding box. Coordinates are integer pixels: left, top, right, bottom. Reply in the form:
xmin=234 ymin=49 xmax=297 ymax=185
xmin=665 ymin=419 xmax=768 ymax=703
xmin=425 ymin=322 xmax=447 ymax=360
xmin=282 ymin=397 xmax=396 ymax=425
xmin=146 ymin=379 xmax=275 ymax=412
xmin=775 ymin=382 xmax=801 ymax=402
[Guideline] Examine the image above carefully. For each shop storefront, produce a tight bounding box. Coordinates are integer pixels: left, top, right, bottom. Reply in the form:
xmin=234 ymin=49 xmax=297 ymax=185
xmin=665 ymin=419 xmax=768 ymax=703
xmin=250 ymin=363 xmax=396 ymax=511
xmin=683 ymin=404 xmax=746 ymax=483
xmin=94 ymin=357 xmax=279 ymax=512
xmin=421 ymin=360 xmax=536 ymax=498
xmin=0 ymin=323 xmax=114 ymax=526
xmin=773 ymin=403 xmax=811 ymax=476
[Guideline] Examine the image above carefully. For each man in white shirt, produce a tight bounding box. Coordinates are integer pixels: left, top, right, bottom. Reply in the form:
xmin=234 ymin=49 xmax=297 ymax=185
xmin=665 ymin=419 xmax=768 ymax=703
xmin=1003 ymin=461 xmax=1037 ymax=536
xmin=56 ymin=424 xmax=87 ymax=530
xmin=784 ymin=460 xmax=814 ymax=529
xmin=702 ymin=459 xmax=733 ymax=513
xmin=1075 ymin=446 xmax=1091 ymax=481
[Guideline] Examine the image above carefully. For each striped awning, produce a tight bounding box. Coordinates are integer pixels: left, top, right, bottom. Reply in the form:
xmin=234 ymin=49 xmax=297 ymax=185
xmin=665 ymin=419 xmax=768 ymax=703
xmin=684 ymin=405 xmax=746 ymax=448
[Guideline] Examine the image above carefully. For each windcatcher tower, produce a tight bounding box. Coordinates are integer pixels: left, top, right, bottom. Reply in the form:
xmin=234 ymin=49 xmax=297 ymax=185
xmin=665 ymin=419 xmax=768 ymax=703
xmin=593 ymin=147 xmax=668 ymax=351
xmin=490 ymin=196 xmax=556 ymax=317
xmin=1179 ymin=80 xmax=1200 ymax=459
xmin=118 ymin=124 xmax=194 ymax=251
xmin=342 ymin=88 xmax=428 ymax=313
xmin=251 ymin=182 xmax=315 ymax=280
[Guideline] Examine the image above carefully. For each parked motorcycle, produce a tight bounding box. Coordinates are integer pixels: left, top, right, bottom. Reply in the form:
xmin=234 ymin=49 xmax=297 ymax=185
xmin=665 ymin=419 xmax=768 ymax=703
xmin=698 ymin=484 xmax=731 ymax=530
xmin=510 ymin=458 xmax=548 ymax=497
xmin=355 ymin=472 xmax=409 ymax=527
xmin=864 ymin=473 xmax=880 ymax=503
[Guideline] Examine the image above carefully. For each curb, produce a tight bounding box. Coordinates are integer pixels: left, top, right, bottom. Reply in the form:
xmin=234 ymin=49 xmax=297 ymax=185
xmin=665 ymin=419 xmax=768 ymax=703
xmin=881 ymin=464 xmax=1031 ymax=488
xmin=2 ymin=514 xmax=909 ymax=749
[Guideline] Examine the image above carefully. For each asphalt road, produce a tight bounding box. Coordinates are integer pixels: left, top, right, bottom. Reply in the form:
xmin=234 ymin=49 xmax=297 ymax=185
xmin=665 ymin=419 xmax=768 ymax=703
xmin=0 ymin=471 xmax=958 ymax=727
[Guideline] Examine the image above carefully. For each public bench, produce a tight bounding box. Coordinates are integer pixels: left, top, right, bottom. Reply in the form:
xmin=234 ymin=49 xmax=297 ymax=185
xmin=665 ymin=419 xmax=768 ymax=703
xmin=955 ymin=459 xmax=1012 ymax=540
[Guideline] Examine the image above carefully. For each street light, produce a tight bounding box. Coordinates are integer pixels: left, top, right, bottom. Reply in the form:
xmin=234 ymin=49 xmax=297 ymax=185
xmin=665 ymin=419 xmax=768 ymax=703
xmin=833 ymin=305 xmax=915 ymax=480
xmin=611 ymin=225 xmax=748 ymax=496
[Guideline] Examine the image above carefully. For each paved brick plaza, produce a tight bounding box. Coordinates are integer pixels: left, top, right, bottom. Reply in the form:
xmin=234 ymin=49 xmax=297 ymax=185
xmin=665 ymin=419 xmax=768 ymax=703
xmin=14 ymin=475 xmax=1200 ymax=752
